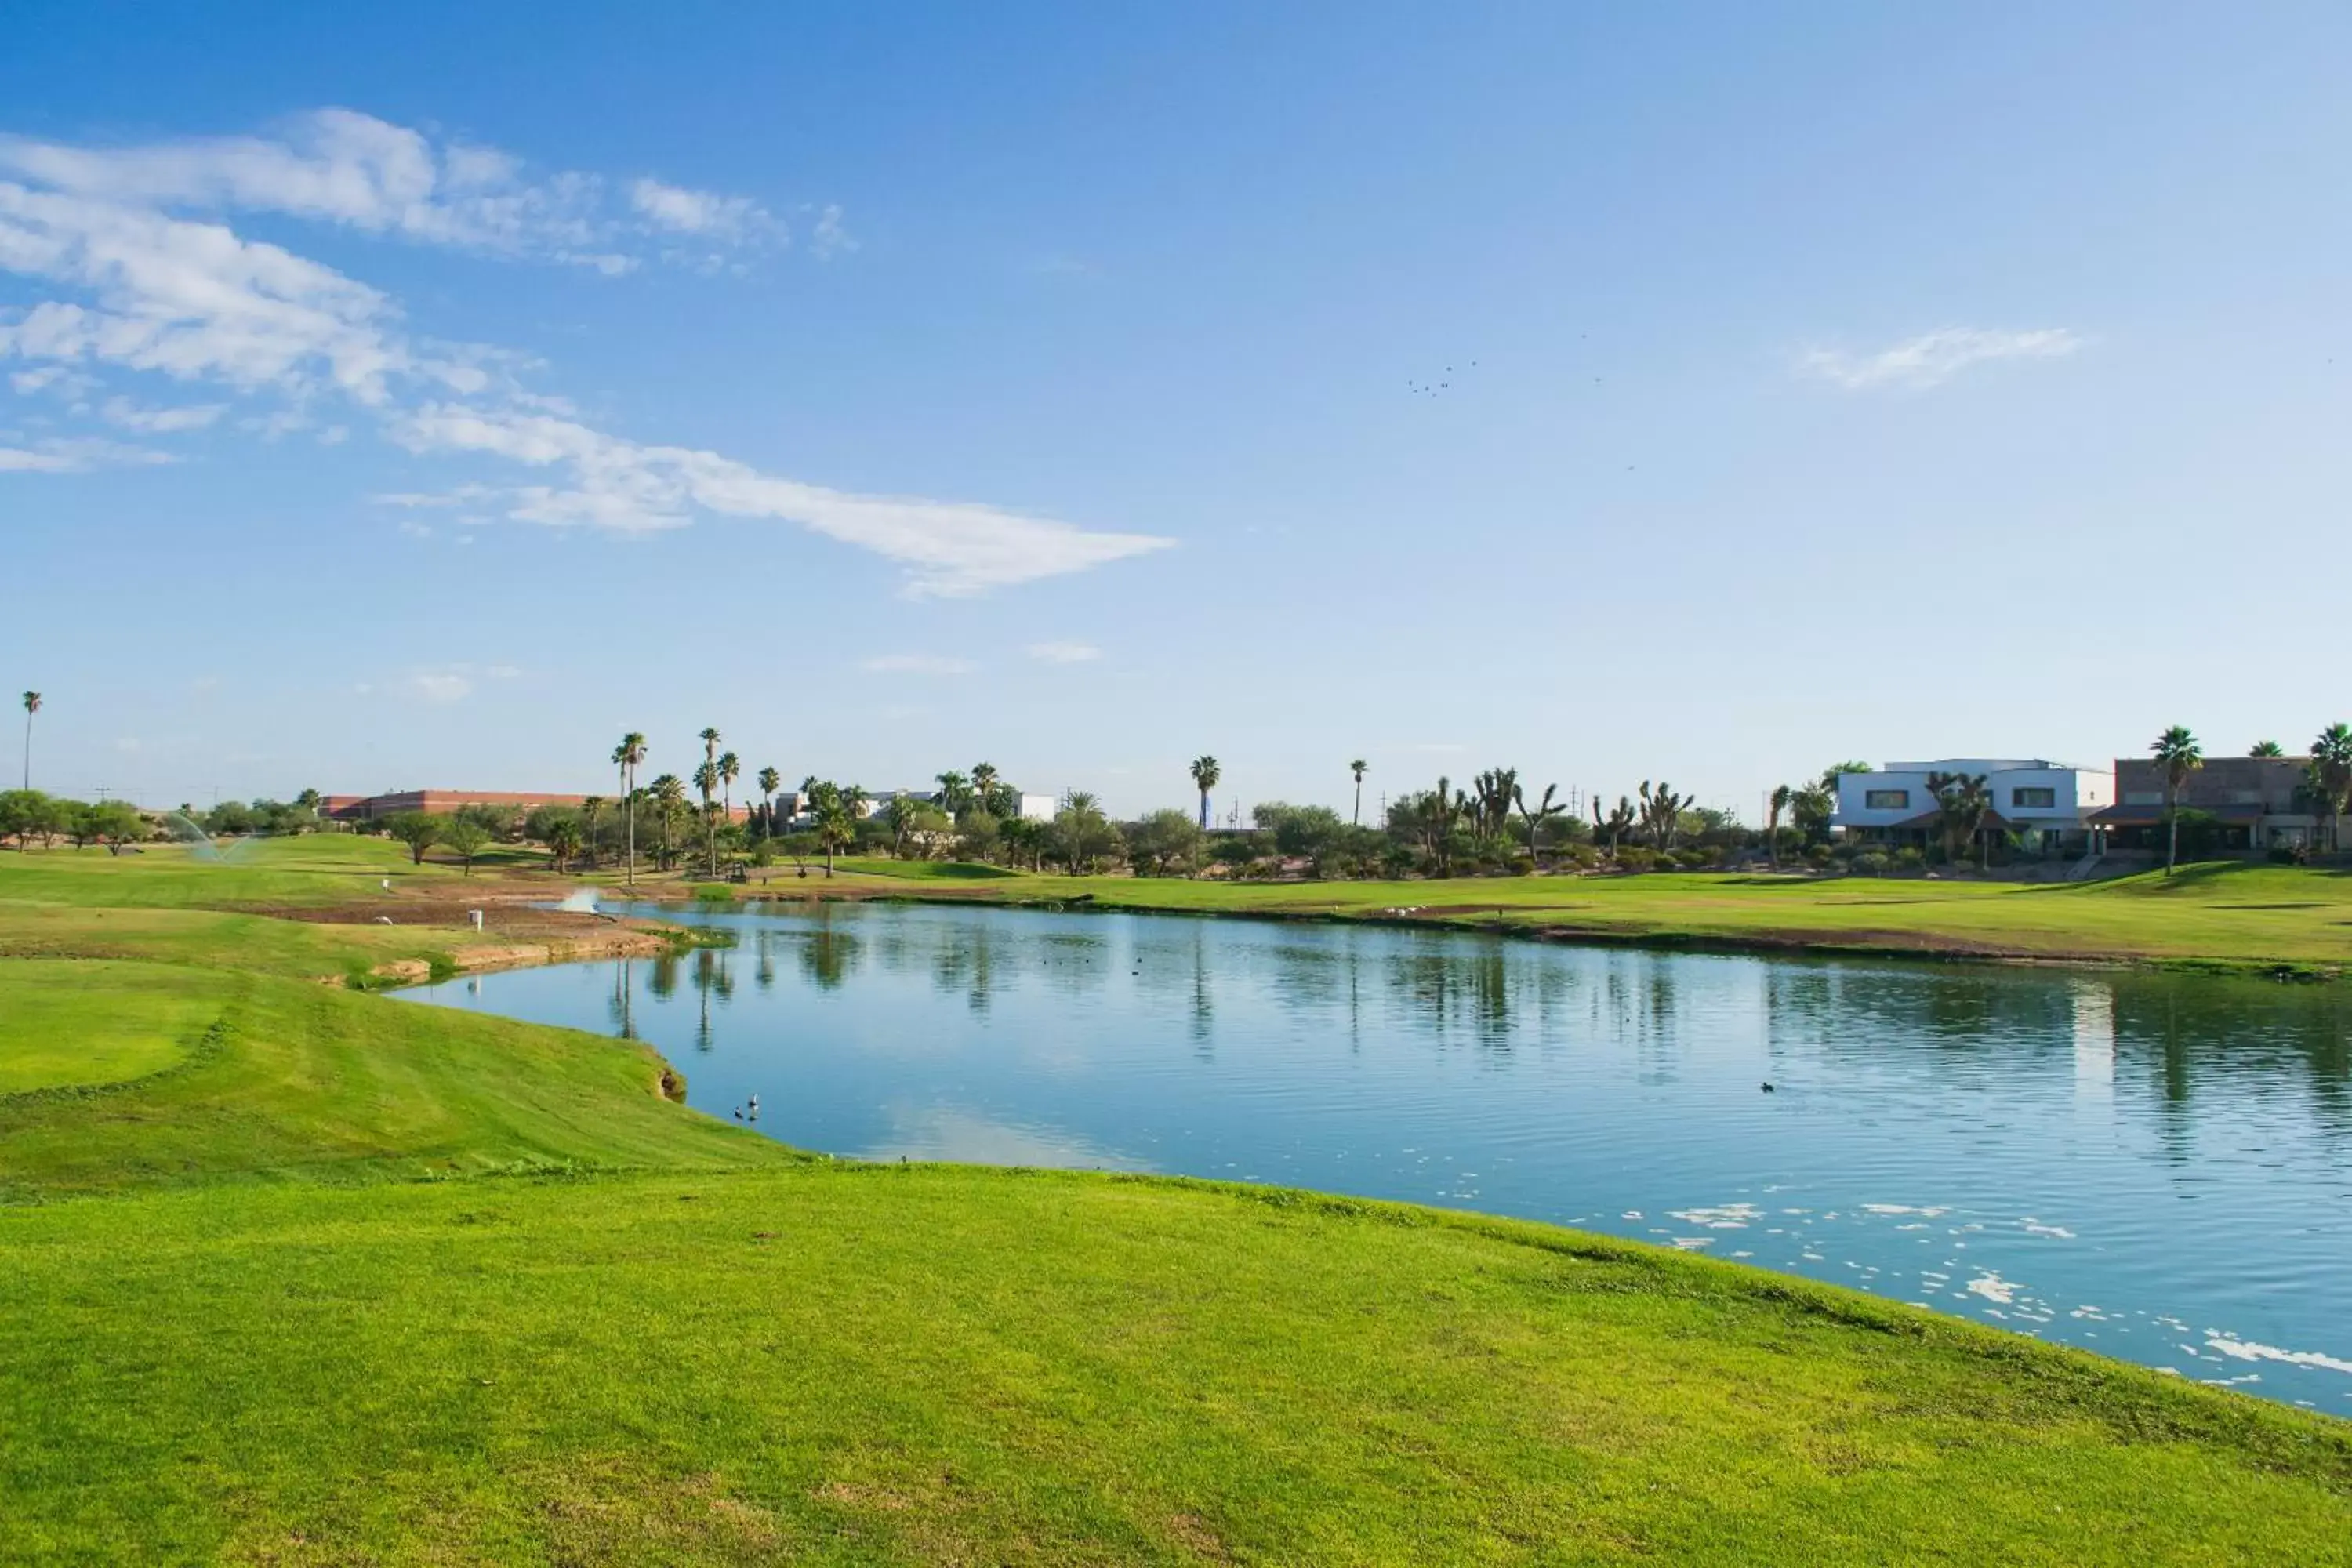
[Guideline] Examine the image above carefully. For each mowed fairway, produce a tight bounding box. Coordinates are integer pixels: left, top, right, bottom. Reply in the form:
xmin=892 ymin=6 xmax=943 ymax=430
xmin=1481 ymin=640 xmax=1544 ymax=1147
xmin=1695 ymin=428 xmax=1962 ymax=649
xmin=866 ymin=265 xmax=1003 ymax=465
xmin=810 ymin=857 xmax=2352 ymax=971
xmin=1 ymin=839 xmax=2348 ymax=1563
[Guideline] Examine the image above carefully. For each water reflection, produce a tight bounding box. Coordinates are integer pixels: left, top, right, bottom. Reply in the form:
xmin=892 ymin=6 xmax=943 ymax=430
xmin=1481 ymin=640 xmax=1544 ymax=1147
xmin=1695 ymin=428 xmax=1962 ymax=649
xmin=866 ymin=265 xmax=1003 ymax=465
xmin=403 ymin=901 xmax=2352 ymax=1414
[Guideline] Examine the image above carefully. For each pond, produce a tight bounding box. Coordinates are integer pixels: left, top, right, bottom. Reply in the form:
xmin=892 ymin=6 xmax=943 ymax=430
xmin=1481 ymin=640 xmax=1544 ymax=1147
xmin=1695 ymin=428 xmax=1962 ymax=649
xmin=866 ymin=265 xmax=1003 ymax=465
xmin=396 ymin=898 xmax=2352 ymax=1414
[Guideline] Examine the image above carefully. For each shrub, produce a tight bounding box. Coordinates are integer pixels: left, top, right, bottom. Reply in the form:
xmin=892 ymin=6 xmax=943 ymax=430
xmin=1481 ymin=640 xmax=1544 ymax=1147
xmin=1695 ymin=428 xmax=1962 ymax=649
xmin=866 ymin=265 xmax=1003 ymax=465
xmin=1893 ymin=847 xmax=1925 ymax=869
xmin=1850 ymin=851 xmax=1890 ymax=877
xmin=1615 ymin=848 xmax=1657 ymax=873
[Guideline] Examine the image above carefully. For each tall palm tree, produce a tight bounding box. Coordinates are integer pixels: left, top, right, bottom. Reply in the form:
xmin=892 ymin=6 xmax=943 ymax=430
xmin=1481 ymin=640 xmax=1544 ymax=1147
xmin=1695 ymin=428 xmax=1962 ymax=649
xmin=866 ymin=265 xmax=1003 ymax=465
xmin=719 ymin=750 xmax=740 ymax=828
xmin=2310 ymin=723 xmax=2352 ymax=856
xmin=1189 ymin=755 xmax=1221 ymax=830
xmin=652 ymin=774 xmax=687 ymax=869
xmin=699 ymin=727 xmax=722 ymax=767
xmin=20 ymin=691 xmax=40 ymax=790
xmin=1765 ymin=784 xmax=1793 ymax=868
xmin=694 ymin=760 xmax=721 ymax=875
xmin=2151 ymin=724 xmax=2203 ymax=877
xmin=935 ymin=771 xmax=971 ymax=817
xmin=581 ymin=796 xmax=604 ymax=869
xmin=757 ymin=766 xmax=781 ymax=836
xmin=971 ymin=762 xmax=1000 ymax=816
xmin=1349 ymin=759 xmax=1369 ymax=826
xmin=611 ymin=732 xmax=648 ymax=886
xmin=2249 ymin=739 xmax=2285 ymax=758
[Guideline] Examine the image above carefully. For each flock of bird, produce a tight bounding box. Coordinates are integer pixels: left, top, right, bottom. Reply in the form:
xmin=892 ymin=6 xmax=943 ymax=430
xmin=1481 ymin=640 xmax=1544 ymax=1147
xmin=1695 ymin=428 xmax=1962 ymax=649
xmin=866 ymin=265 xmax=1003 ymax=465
xmin=732 ymin=1093 xmax=760 ymax=1123
xmin=1405 ymin=359 xmax=1477 ymax=397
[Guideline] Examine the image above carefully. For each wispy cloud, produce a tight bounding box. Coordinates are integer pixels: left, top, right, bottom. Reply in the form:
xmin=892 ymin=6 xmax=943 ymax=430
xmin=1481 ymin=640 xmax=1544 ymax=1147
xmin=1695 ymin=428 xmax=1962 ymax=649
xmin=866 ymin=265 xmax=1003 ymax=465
xmin=387 ymin=405 xmax=1171 ymax=595
xmin=101 ymin=395 xmax=224 ymax=432
xmin=1026 ymin=641 xmax=1100 ymax=663
xmin=404 ymin=670 xmax=473 ymax=703
xmin=628 ymin=177 xmax=773 ymax=242
xmin=0 ymin=109 xmax=799 ymax=272
xmin=1798 ymin=327 xmax=2083 ymax=390
xmin=860 ymin=654 xmax=978 ymax=676
xmin=0 ymin=435 xmax=172 ymax=471
xmin=0 ymin=111 xmax=1171 ymax=597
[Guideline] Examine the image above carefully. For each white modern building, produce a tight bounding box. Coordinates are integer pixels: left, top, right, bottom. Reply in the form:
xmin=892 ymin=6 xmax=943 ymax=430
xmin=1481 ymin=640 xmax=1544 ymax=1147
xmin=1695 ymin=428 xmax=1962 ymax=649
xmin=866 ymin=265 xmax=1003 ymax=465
xmin=1016 ymin=793 xmax=1057 ymax=823
xmin=1833 ymin=759 xmax=2113 ymax=855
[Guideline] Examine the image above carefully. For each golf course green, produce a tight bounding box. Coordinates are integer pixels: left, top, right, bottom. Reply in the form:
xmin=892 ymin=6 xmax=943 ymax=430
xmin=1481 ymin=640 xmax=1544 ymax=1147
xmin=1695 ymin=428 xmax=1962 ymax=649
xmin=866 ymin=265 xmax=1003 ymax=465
xmin=2 ymin=837 xmax=2348 ymax=1563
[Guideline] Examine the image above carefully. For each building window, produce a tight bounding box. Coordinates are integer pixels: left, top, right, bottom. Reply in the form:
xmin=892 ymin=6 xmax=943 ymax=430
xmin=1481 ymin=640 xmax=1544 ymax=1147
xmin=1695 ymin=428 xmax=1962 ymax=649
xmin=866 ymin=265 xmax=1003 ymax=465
xmin=1864 ymin=789 xmax=1908 ymax=810
xmin=2011 ymin=787 xmax=2056 ymax=809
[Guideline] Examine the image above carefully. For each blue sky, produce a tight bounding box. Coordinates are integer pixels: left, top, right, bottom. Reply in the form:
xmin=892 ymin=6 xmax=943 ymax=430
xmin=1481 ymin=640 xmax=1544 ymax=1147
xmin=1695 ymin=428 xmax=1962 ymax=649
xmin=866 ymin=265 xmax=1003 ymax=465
xmin=5 ymin=3 xmax=2348 ymax=820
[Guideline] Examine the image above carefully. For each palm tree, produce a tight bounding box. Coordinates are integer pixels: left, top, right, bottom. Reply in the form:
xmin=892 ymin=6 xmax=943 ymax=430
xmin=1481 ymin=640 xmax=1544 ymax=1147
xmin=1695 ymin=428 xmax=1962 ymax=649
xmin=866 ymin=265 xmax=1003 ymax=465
xmin=544 ymin=815 xmax=584 ymax=874
xmin=611 ymin=732 xmax=648 ymax=886
xmin=2310 ymin=723 xmax=2352 ymax=856
xmin=2249 ymin=740 xmax=2286 ymax=758
xmin=719 ymin=751 xmax=740 ymax=824
xmin=1349 ymin=759 xmax=1369 ymax=826
xmin=20 ymin=692 xmax=40 ymax=790
xmin=1513 ymin=782 xmax=1565 ymax=867
xmin=757 ymin=767 xmax=781 ymax=836
xmin=971 ymin=762 xmax=1000 ymax=817
xmin=935 ymin=771 xmax=971 ymax=817
xmin=815 ymin=793 xmax=855 ymax=877
xmin=581 ymin=796 xmax=604 ymax=869
xmin=1926 ymin=771 xmax=1993 ymax=868
xmin=652 ymin=774 xmax=687 ymax=869
xmin=1189 ymin=755 xmax=1221 ymax=830
xmin=2151 ymin=725 xmax=2203 ymax=877
xmin=699 ymin=727 xmax=721 ymax=767
xmin=694 ymin=760 xmax=721 ymax=875
xmin=1766 ymin=784 xmax=1793 ymax=868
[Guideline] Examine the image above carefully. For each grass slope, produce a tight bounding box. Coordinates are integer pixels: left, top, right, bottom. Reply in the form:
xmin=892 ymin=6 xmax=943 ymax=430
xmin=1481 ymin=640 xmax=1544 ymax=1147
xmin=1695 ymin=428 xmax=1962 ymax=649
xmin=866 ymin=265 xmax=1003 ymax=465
xmin=0 ymin=961 xmax=770 ymax=1200
xmin=2 ymin=838 xmax=2348 ymax=1562
xmin=5 ymin=1168 xmax=2348 ymax=1565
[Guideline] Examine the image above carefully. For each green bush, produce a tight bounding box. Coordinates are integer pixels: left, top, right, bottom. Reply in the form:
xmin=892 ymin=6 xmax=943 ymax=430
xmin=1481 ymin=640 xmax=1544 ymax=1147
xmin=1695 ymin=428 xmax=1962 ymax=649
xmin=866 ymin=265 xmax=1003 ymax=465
xmin=1615 ymin=848 xmax=1657 ymax=873
xmin=1850 ymin=851 xmax=1890 ymax=877
xmin=1894 ymin=847 xmax=1925 ymax=869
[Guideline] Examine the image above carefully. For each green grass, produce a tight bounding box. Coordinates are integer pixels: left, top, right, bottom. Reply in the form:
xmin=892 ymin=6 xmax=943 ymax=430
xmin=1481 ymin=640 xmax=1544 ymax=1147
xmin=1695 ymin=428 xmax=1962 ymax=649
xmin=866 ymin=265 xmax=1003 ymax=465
xmin=821 ymin=860 xmax=2352 ymax=972
xmin=0 ymin=834 xmax=479 ymax=909
xmin=3 ymin=1166 xmax=2346 ymax=1565
xmin=0 ymin=960 xmax=232 ymax=1094
xmin=2 ymin=838 xmax=2349 ymax=1561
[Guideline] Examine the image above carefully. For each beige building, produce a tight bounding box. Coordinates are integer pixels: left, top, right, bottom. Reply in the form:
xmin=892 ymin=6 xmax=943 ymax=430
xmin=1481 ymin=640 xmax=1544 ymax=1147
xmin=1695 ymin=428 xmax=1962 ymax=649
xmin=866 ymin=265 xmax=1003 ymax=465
xmin=2092 ymin=756 xmax=2320 ymax=852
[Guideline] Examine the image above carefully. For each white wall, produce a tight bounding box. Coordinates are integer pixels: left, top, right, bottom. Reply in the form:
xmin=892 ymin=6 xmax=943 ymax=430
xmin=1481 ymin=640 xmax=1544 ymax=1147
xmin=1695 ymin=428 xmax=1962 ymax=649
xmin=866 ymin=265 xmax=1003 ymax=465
xmin=1018 ymin=793 xmax=1057 ymax=822
xmin=1835 ymin=760 xmax=2110 ymax=829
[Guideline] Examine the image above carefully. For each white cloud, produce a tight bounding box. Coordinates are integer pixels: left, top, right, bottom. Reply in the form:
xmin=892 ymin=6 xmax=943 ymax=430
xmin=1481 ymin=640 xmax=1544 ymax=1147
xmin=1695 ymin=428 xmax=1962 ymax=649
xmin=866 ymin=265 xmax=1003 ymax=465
xmin=0 ymin=113 xmax=1170 ymax=598
xmin=1026 ymin=641 xmax=1100 ymax=663
xmin=402 ymin=670 xmax=473 ymax=703
xmin=1798 ymin=327 xmax=2082 ymax=390
xmin=101 ymin=394 xmax=224 ymax=432
xmin=629 ymin=177 xmax=771 ymax=242
xmin=809 ymin=203 xmax=854 ymax=259
xmin=860 ymin=654 xmax=978 ymax=676
xmin=0 ymin=435 xmax=171 ymax=471
xmin=387 ymin=405 xmax=1172 ymax=595
xmin=0 ymin=111 xmax=804 ymax=272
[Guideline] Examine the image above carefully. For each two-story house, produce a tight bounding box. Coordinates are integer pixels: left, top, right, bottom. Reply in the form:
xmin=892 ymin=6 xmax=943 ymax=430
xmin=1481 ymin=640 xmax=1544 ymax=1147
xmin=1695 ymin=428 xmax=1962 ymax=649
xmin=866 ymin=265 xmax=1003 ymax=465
xmin=1832 ymin=759 xmax=2112 ymax=857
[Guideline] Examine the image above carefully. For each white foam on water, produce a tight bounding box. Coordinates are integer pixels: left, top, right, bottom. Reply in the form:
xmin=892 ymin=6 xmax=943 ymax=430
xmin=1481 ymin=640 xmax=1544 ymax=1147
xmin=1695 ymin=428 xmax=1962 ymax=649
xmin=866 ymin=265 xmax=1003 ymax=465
xmin=556 ymin=887 xmax=600 ymax=913
xmin=2201 ymin=1334 xmax=2352 ymax=1377
xmin=1670 ymin=1237 xmax=1714 ymax=1250
xmin=1667 ymin=1203 xmax=1762 ymax=1229
xmin=1964 ymin=1271 xmax=2020 ymax=1306
xmin=1862 ymin=1203 xmax=1950 ymax=1218
xmin=2021 ymin=1218 xmax=2076 ymax=1240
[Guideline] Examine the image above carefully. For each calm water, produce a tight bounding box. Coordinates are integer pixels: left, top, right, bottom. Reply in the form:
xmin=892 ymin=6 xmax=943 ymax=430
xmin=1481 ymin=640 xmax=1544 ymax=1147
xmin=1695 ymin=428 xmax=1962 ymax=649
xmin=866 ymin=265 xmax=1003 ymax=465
xmin=399 ymin=899 xmax=2352 ymax=1414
